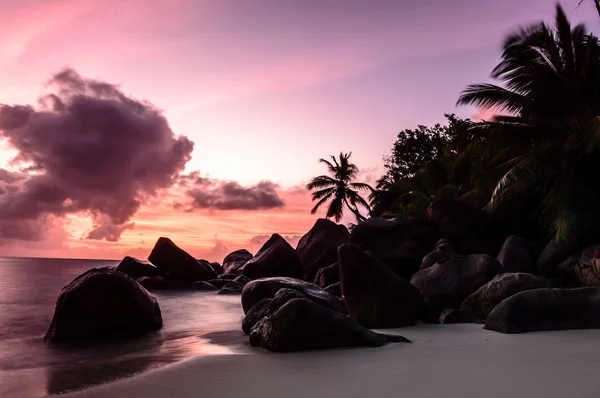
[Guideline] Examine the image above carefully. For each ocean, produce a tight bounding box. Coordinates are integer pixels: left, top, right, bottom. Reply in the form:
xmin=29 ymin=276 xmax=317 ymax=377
xmin=0 ymin=257 xmax=243 ymax=398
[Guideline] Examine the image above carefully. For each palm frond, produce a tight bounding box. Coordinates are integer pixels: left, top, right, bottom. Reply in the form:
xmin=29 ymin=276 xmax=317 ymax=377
xmin=310 ymin=190 xmax=335 ymax=215
xmin=306 ymin=175 xmax=338 ymax=190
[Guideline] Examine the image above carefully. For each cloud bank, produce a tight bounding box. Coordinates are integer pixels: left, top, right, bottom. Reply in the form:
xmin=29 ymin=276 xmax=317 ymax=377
xmin=0 ymin=68 xmax=194 ymax=243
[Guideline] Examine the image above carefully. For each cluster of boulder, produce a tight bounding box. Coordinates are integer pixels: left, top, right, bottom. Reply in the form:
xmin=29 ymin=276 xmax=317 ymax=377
xmin=44 ymin=198 xmax=600 ymax=348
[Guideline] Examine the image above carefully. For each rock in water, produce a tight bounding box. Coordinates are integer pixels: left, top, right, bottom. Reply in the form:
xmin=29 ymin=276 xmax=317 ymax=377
xmin=410 ymin=254 xmax=503 ymax=315
xmin=249 ymin=298 xmax=410 ymax=352
xmin=439 ymin=309 xmax=480 ymax=324
xmin=45 ymin=268 xmax=162 ymax=342
xmin=575 ymin=244 xmax=600 ymax=287
xmin=241 ymin=234 xmax=303 ymax=279
xmin=460 ymin=273 xmax=557 ymax=319
xmin=148 ymin=237 xmax=217 ymax=282
xmin=269 ymin=288 xmax=307 ymax=312
xmin=497 ymin=236 xmax=534 ymax=273
xmin=485 ymin=287 xmax=600 ymax=333
xmin=296 ymin=219 xmax=349 ymax=281
xmin=241 ymin=277 xmax=345 ymax=314
xmin=350 ymin=217 xmax=439 ymax=280
xmin=222 ymin=249 xmax=253 ymax=274
xmin=242 ymin=298 xmax=273 ymax=335
xmin=137 ymin=275 xmax=188 ymax=290
xmin=339 ymin=244 xmax=425 ymax=328
xmin=115 ymin=256 xmax=162 ymax=279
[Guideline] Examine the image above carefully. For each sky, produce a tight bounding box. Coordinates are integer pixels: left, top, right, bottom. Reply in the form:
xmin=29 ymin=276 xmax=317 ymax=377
xmin=0 ymin=0 xmax=597 ymax=261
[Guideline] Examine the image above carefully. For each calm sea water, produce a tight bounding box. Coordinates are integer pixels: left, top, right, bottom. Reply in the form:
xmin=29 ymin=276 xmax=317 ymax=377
xmin=0 ymin=257 xmax=244 ymax=398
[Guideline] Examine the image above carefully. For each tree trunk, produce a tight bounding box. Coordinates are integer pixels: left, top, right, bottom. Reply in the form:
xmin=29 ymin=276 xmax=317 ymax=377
xmin=596 ymin=0 xmax=600 ymax=17
xmin=343 ymin=198 xmax=367 ymax=223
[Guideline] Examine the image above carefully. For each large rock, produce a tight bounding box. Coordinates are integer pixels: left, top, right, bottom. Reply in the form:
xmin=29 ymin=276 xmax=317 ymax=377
xmin=427 ymin=200 xmax=499 ymax=254
xmin=439 ymin=309 xmax=480 ymax=324
xmin=222 ymin=249 xmax=253 ymax=274
xmin=339 ymin=244 xmax=425 ymax=328
xmin=241 ymin=234 xmax=303 ymax=279
xmin=296 ymin=219 xmax=349 ymax=281
xmin=137 ymin=275 xmax=188 ymax=290
xmin=208 ymin=261 xmax=223 ymax=275
xmin=460 ymin=273 xmax=557 ymax=319
xmin=269 ymin=288 xmax=307 ymax=312
xmin=242 ymin=298 xmax=272 ymax=335
xmin=45 ymin=268 xmax=162 ymax=342
xmin=536 ymin=236 xmax=579 ymax=277
xmin=148 ymin=237 xmax=217 ymax=282
xmin=115 ymin=256 xmax=162 ymax=279
xmin=249 ymin=298 xmax=410 ymax=352
xmin=497 ymin=236 xmax=534 ymax=273
xmin=575 ymin=244 xmax=600 ymax=287
xmin=350 ymin=217 xmax=439 ymax=280
xmin=313 ymin=262 xmax=340 ymax=288
xmin=485 ymin=287 xmax=600 ymax=333
xmin=410 ymin=254 xmax=503 ymax=315
xmin=421 ymin=239 xmax=459 ymax=270
xmin=241 ymin=277 xmax=345 ymax=314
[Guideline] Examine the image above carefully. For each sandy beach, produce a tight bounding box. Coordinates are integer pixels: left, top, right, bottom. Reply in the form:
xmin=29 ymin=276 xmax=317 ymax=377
xmin=57 ymin=324 xmax=600 ymax=398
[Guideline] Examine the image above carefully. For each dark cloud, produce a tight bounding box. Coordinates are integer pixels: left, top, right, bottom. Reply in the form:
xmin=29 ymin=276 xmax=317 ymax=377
xmin=177 ymin=172 xmax=285 ymax=211
xmin=0 ymin=68 xmax=194 ymax=243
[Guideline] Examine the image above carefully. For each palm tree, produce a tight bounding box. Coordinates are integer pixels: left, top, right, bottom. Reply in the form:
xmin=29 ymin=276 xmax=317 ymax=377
xmin=307 ymin=152 xmax=372 ymax=223
xmin=457 ymin=4 xmax=600 ymax=149
xmin=457 ymin=5 xmax=600 ymax=242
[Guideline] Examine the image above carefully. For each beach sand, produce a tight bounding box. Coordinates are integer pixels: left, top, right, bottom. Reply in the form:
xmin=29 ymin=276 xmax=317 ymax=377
xmin=57 ymin=324 xmax=600 ymax=398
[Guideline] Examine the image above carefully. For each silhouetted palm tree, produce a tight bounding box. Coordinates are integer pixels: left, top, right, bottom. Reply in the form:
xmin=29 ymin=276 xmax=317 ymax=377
xmin=457 ymin=4 xmax=600 ymax=149
xmin=458 ymin=5 xmax=600 ymax=242
xmin=307 ymin=152 xmax=372 ymax=223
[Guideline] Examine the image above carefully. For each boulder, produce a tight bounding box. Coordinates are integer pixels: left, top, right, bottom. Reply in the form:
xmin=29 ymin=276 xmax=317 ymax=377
xmin=575 ymin=244 xmax=600 ymax=287
xmin=557 ymin=255 xmax=579 ymax=278
xmin=242 ymin=298 xmax=272 ymax=335
xmin=410 ymin=254 xmax=503 ymax=315
xmin=313 ymin=262 xmax=340 ymax=288
xmin=339 ymin=244 xmax=425 ymax=328
xmin=249 ymin=298 xmax=410 ymax=352
xmin=137 ymin=275 xmax=188 ymax=290
xmin=209 ymin=261 xmax=223 ymax=275
xmin=296 ymin=218 xmax=349 ymax=281
xmin=536 ymin=236 xmax=579 ymax=277
xmin=485 ymin=287 xmax=600 ymax=333
xmin=497 ymin=236 xmax=533 ymax=273
xmin=218 ymin=273 xmax=237 ymax=280
xmin=324 ymin=282 xmax=342 ymax=296
xmin=269 ymin=288 xmax=307 ymax=313
xmin=439 ymin=309 xmax=480 ymax=324
xmin=44 ymin=268 xmax=162 ymax=342
xmin=241 ymin=234 xmax=303 ymax=279
xmin=222 ymin=249 xmax=253 ymax=274
xmin=148 ymin=237 xmax=217 ymax=282
xmin=350 ymin=217 xmax=439 ymax=280
xmin=234 ymin=275 xmax=251 ymax=286
xmin=421 ymin=240 xmax=459 ymax=270
xmin=427 ymin=200 xmax=499 ymax=254
xmin=218 ymin=282 xmax=244 ymax=295
xmin=115 ymin=256 xmax=162 ymax=279
xmin=460 ymin=273 xmax=557 ymax=319
xmin=241 ymin=277 xmax=345 ymax=314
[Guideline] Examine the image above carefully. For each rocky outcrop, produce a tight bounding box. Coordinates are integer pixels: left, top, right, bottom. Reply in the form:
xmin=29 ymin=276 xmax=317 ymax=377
xmin=496 ymin=236 xmax=534 ymax=273
xmin=485 ymin=287 xmax=600 ymax=333
xmin=339 ymin=244 xmax=425 ymax=328
xmin=249 ymin=298 xmax=410 ymax=352
xmin=241 ymin=234 xmax=303 ymax=279
xmin=296 ymin=219 xmax=349 ymax=281
xmin=222 ymin=249 xmax=253 ymax=274
xmin=313 ymin=262 xmax=340 ymax=288
xmin=148 ymin=237 xmax=217 ymax=282
xmin=241 ymin=277 xmax=345 ymax=314
xmin=410 ymin=254 xmax=503 ymax=315
xmin=137 ymin=276 xmax=188 ymax=290
xmin=421 ymin=239 xmax=459 ymax=270
xmin=439 ymin=309 xmax=480 ymax=324
xmin=536 ymin=236 xmax=579 ymax=277
xmin=115 ymin=256 xmax=162 ymax=279
xmin=350 ymin=217 xmax=439 ymax=280
xmin=460 ymin=273 xmax=557 ymax=319
xmin=324 ymin=282 xmax=342 ymax=296
xmin=45 ymin=268 xmax=162 ymax=342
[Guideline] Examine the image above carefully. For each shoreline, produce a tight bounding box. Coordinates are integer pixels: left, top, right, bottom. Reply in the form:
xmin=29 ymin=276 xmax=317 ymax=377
xmin=56 ymin=324 xmax=600 ymax=398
